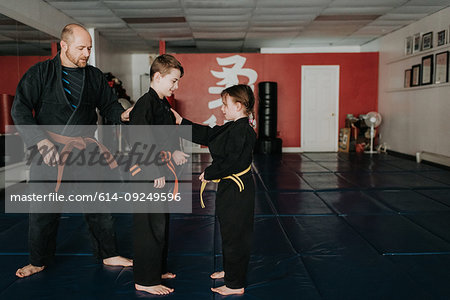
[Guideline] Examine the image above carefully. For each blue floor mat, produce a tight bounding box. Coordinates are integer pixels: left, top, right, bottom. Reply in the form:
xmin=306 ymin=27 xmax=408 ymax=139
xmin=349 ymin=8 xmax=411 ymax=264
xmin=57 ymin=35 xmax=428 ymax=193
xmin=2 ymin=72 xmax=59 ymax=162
xmin=2 ymin=152 xmax=450 ymax=299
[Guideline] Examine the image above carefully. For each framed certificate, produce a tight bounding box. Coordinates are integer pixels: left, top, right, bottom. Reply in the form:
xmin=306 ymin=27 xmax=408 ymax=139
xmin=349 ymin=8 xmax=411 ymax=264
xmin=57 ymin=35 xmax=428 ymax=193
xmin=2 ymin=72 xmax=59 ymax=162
xmin=435 ymin=51 xmax=449 ymax=84
xmin=404 ymin=69 xmax=412 ymax=87
xmin=421 ymin=32 xmax=433 ymax=50
xmin=411 ymin=64 xmax=421 ymax=86
xmin=437 ymin=30 xmax=447 ymax=47
xmin=405 ymin=36 xmax=413 ymax=55
xmin=420 ymin=55 xmax=433 ymax=85
xmin=413 ymin=33 xmax=421 ymax=53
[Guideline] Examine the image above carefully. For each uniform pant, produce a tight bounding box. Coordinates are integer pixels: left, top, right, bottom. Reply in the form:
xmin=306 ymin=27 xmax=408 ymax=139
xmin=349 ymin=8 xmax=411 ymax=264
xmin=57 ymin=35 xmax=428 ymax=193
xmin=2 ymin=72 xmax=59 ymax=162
xmin=216 ymin=172 xmax=255 ymax=289
xmin=29 ymin=212 xmax=119 ymax=266
xmin=133 ymin=213 xmax=169 ymax=286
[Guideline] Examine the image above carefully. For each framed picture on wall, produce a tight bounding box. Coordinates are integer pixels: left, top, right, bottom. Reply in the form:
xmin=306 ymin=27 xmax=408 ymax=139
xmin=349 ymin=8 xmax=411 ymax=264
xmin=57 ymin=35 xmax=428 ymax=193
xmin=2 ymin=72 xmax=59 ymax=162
xmin=411 ymin=64 xmax=421 ymax=86
xmin=421 ymin=32 xmax=433 ymax=50
xmin=413 ymin=33 xmax=421 ymax=53
xmin=404 ymin=69 xmax=412 ymax=87
xmin=437 ymin=30 xmax=447 ymax=47
xmin=405 ymin=36 xmax=413 ymax=55
xmin=421 ymin=55 xmax=434 ymax=85
xmin=435 ymin=51 xmax=449 ymax=84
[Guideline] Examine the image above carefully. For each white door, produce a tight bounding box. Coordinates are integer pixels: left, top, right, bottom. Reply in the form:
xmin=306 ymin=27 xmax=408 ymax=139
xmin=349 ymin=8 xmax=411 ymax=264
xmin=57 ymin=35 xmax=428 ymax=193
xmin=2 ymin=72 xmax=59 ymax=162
xmin=301 ymin=66 xmax=339 ymax=152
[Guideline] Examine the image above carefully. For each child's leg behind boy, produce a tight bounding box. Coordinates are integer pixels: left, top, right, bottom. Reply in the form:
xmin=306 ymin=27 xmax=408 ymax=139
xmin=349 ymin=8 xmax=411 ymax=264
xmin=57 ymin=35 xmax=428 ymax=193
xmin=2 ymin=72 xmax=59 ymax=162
xmin=133 ymin=213 xmax=174 ymax=295
xmin=212 ymin=174 xmax=255 ymax=295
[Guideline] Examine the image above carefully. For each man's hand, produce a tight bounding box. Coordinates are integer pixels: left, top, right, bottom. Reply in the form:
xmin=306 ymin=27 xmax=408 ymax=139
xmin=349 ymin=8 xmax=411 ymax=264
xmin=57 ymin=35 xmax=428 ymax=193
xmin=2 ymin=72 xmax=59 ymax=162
xmin=37 ymin=139 xmax=59 ymax=167
xmin=121 ymin=107 xmax=133 ymax=122
xmin=199 ymin=172 xmax=209 ymax=183
xmin=154 ymin=176 xmax=165 ymax=188
xmin=172 ymin=150 xmax=189 ymax=165
xmin=170 ymin=108 xmax=183 ymax=125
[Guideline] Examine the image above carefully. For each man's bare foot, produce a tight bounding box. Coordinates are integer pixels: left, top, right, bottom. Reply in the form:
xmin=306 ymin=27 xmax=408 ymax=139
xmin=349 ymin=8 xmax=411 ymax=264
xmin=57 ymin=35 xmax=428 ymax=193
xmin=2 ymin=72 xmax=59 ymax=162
xmin=103 ymin=256 xmax=133 ymax=267
xmin=135 ymin=283 xmax=174 ymax=295
xmin=211 ymin=285 xmax=244 ymax=295
xmin=16 ymin=264 xmax=45 ymax=278
xmin=161 ymin=272 xmax=176 ymax=279
xmin=210 ymin=271 xmax=225 ymax=279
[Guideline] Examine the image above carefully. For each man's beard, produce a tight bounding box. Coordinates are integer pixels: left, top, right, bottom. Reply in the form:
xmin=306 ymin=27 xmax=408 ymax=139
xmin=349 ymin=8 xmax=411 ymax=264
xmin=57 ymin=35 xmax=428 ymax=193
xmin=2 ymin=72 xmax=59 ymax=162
xmin=66 ymin=49 xmax=88 ymax=68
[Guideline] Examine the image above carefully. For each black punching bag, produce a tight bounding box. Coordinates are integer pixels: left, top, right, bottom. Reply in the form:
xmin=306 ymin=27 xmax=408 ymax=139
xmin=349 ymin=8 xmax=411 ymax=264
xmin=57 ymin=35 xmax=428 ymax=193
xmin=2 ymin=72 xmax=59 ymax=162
xmin=256 ymin=82 xmax=282 ymax=154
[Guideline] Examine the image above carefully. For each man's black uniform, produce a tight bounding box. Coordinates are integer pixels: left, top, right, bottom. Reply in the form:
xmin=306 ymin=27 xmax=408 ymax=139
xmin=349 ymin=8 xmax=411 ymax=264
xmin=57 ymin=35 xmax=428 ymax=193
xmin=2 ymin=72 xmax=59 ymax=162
xmin=11 ymin=53 xmax=125 ymax=267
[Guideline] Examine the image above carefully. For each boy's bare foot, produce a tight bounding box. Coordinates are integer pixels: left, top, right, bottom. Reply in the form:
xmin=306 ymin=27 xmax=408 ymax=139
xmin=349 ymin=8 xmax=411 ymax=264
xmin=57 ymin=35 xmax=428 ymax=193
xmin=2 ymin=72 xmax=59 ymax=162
xmin=103 ymin=256 xmax=133 ymax=267
xmin=210 ymin=271 xmax=225 ymax=279
xmin=135 ymin=283 xmax=174 ymax=295
xmin=211 ymin=285 xmax=244 ymax=295
xmin=16 ymin=264 xmax=45 ymax=278
xmin=161 ymin=272 xmax=176 ymax=279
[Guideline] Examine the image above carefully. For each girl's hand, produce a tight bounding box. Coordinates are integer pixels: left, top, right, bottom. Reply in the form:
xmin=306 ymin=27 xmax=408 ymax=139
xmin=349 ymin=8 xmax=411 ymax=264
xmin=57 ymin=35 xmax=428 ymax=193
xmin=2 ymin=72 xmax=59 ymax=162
xmin=154 ymin=176 xmax=165 ymax=188
xmin=199 ymin=172 xmax=210 ymax=183
xmin=172 ymin=150 xmax=190 ymax=165
xmin=170 ymin=108 xmax=183 ymax=125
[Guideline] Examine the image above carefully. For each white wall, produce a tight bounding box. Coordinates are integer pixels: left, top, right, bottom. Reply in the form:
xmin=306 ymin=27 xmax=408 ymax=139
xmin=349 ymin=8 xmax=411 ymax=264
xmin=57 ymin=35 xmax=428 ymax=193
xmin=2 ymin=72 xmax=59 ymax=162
xmin=96 ymin=34 xmax=133 ymax=101
xmin=370 ymin=7 xmax=450 ymax=158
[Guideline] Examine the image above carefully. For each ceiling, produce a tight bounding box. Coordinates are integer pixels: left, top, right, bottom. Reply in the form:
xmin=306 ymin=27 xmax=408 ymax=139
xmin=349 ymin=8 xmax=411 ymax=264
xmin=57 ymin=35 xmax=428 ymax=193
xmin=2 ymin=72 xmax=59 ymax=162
xmin=3 ymin=0 xmax=450 ymax=54
xmin=0 ymin=13 xmax=57 ymax=55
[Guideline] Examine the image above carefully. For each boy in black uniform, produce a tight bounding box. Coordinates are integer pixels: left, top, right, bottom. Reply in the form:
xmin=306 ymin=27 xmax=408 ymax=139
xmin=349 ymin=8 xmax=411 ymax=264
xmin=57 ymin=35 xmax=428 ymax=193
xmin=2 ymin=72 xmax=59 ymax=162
xmin=129 ymin=54 xmax=189 ymax=295
xmin=171 ymin=84 xmax=256 ymax=295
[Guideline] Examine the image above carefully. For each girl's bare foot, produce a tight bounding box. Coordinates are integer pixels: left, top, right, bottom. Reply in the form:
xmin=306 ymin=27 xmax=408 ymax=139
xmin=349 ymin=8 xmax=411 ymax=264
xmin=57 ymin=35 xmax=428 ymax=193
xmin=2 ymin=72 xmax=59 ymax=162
xmin=210 ymin=271 xmax=225 ymax=279
xmin=103 ymin=256 xmax=133 ymax=267
xmin=161 ymin=272 xmax=176 ymax=279
xmin=135 ymin=283 xmax=174 ymax=295
xmin=16 ymin=264 xmax=45 ymax=278
xmin=211 ymin=285 xmax=244 ymax=295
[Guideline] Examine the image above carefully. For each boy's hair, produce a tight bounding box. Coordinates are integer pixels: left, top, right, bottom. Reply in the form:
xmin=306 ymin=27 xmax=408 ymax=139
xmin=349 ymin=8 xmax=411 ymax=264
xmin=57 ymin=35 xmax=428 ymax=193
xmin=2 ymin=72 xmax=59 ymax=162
xmin=150 ymin=54 xmax=184 ymax=80
xmin=221 ymin=84 xmax=255 ymax=116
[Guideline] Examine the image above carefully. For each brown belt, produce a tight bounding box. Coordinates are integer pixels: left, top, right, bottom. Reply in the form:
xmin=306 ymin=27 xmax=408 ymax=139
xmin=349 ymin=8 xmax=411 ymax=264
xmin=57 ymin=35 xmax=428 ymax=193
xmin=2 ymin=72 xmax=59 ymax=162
xmin=47 ymin=131 xmax=118 ymax=192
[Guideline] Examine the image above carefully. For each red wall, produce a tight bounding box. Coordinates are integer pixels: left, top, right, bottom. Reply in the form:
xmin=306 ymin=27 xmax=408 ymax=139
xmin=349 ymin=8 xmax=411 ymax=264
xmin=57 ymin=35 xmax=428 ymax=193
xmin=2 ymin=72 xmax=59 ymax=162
xmin=174 ymin=52 xmax=378 ymax=147
xmin=0 ymin=56 xmax=52 ymax=96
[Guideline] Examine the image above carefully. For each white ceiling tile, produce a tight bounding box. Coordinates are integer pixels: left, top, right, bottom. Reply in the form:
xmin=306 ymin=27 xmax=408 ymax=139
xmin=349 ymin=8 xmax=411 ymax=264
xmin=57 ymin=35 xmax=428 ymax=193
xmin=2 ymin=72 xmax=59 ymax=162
xmin=254 ymin=7 xmax=324 ymax=14
xmin=113 ymin=8 xmax=184 ymax=18
xmin=379 ymin=13 xmax=428 ymax=20
xmin=183 ymin=0 xmax=254 ymax=8
xmin=60 ymin=9 xmax=116 ymax=17
xmin=407 ymin=0 xmax=450 ymax=5
xmin=252 ymin=14 xmax=316 ymax=21
xmin=329 ymin=0 xmax=406 ymax=6
xmin=321 ymin=6 xmax=393 ymax=15
xmin=186 ymin=8 xmax=253 ymax=14
xmin=45 ymin=1 xmax=104 ymax=10
xmin=193 ymin=32 xmax=246 ymax=39
xmin=196 ymin=40 xmax=243 ymax=49
xmin=257 ymin=0 xmax=331 ymax=7
xmin=187 ymin=14 xmax=251 ymax=22
xmin=104 ymin=0 xmax=180 ymax=9
xmin=390 ymin=5 xmax=445 ymax=14
xmin=189 ymin=21 xmax=249 ymax=28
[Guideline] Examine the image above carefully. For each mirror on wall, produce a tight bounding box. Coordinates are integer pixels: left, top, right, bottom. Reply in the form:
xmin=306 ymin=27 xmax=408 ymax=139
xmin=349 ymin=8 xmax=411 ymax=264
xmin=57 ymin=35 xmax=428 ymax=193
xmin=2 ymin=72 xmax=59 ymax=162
xmin=0 ymin=13 xmax=58 ymax=168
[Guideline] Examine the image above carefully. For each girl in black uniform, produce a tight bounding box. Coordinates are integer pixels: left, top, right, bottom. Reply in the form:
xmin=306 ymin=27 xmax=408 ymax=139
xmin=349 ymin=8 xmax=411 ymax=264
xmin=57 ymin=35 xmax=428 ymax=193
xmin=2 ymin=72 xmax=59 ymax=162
xmin=172 ymin=84 xmax=256 ymax=295
xmin=129 ymin=54 xmax=189 ymax=295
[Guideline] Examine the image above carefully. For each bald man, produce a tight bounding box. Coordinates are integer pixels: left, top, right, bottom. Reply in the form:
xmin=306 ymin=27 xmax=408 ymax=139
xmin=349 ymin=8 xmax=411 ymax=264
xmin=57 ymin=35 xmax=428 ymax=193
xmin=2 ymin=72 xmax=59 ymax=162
xmin=11 ymin=24 xmax=132 ymax=278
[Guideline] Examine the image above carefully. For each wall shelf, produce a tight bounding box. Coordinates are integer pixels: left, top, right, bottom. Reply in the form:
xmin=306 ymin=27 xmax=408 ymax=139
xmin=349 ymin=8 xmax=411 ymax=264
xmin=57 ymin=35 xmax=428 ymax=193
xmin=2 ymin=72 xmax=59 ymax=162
xmin=386 ymin=43 xmax=450 ymax=64
xmin=386 ymin=82 xmax=450 ymax=92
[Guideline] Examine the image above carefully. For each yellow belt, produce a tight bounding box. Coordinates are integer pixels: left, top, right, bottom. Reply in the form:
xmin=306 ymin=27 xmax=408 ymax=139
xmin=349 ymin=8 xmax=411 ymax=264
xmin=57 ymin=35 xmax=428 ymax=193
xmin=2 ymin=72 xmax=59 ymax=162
xmin=199 ymin=165 xmax=251 ymax=208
